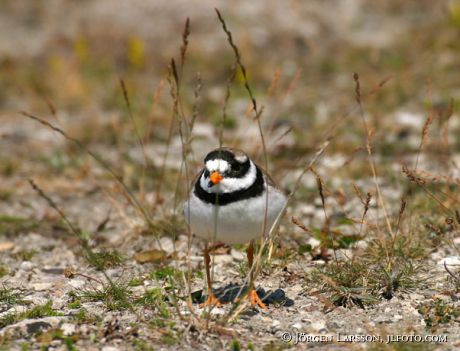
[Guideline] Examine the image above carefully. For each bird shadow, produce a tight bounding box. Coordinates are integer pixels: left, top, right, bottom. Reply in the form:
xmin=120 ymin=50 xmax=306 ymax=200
xmin=191 ymin=283 xmax=294 ymax=307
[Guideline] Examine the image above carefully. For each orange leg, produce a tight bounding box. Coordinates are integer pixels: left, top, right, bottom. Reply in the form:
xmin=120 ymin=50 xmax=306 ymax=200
xmin=246 ymin=240 xmax=267 ymax=309
xmin=200 ymin=243 xmax=221 ymax=308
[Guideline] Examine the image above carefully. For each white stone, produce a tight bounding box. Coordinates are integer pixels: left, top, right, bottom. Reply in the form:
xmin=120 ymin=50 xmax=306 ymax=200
xmin=307 ymin=237 xmax=321 ymax=249
xmin=354 ymin=241 xmax=368 ymax=250
xmin=0 ymin=306 xmax=27 ymax=318
xmin=212 ymin=254 xmax=233 ymax=265
xmin=52 ymin=298 xmax=65 ymax=310
xmin=395 ymin=111 xmax=424 ymax=129
xmin=0 ymin=317 xmax=63 ymax=337
xmin=335 ymin=249 xmax=353 ymax=260
xmin=68 ymin=279 xmax=86 ymax=289
xmin=61 ymin=323 xmax=76 ymax=336
xmin=156 ymin=236 xmax=174 ymax=254
xmin=311 ymin=320 xmax=327 ymax=332
xmin=174 ymin=235 xmax=189 ymax=252
xmin=28 ymin=296 xmax=49 ymax=306
xmin=299 ymin=204 xmax=316 ymax=216
xmin=33 ymin=282 xmax=53 ymax=291
xmin=20 ymin=261 xmax=34 ymax=271
xmin=193 ymin=123 xmax=214 ymax=138
xmin=437 ymin=256 xmax=460 ymax=267
xmin=209 ymin=307 xmax=226 ymax=316
xmin=231 ymin=249 xmax=245 ymax=262
xmin=322 ymin=154 xmax=347 ymax=169
xmin=106 ymin=269 xmax=121 ymax=278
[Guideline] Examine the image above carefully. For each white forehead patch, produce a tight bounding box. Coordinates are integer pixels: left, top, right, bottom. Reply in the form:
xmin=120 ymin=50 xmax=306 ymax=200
xmin=200 ymin=160 xmax=258 ymax=194
xmin=234 ymin=154 xmax=248 ymax=163
xmin=205 ymin=159 xmax=229 ymax=173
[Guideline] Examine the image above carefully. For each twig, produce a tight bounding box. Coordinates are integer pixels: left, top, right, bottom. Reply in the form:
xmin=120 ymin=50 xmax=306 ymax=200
xmin=444 ymin=262 xmax=460 ymax=283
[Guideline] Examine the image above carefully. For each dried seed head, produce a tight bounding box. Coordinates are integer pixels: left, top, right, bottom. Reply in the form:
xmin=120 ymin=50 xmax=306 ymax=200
xmin=402 ymin=165 xmax=426 ymax=185
xmin=291 ymin=216 xmax=310 ymax=233
xmin=64 ymin=267 xmax=76 ymax=279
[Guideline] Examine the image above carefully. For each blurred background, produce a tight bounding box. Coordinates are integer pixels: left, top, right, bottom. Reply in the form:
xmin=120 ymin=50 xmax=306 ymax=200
xmin=1 ymin=0 xmax=459 ymax=225
xmin=1 ymin=0 xmax=460 ymax=255
xmin=0 ymin=0 xmax=459 ymax=248
xmin=0 ymin=0 xmax=460 ymax=234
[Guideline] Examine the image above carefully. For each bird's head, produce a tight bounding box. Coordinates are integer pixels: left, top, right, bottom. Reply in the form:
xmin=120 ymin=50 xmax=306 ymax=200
xmin=200 ymin=148 xmax=254 ymax=194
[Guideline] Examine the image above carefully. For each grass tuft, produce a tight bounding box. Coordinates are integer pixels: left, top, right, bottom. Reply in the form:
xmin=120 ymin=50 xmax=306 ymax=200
xmin=85 ymin=249 xmax=125 ymax=271
xmin=418 ymin=298 xmax=460 ymax=331
xmin=0 ymin=215 xmax=39 ymax=236
xmin=76 ymin=282 xmax=133 ymax=311
xmin=0 ymin=285 xmax=26 ymax=308
xmin=310 ymin=261 xmax=378 ymax=308
xmin=0 ymin=301 xmax=63 ymax=329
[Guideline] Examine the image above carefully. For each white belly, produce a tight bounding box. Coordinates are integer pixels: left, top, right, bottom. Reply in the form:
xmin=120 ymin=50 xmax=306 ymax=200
xmin=183 ymin=186 xmax=286 ymax=245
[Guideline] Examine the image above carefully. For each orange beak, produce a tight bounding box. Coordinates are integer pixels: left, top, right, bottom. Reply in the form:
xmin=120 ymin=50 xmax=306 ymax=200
xmin=210 ymin=171 xmax=223 ymax=185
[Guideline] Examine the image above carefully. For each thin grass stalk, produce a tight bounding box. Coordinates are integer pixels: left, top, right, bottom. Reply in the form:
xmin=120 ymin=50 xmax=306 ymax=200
xmin=144 ymin=79 xmax=165 ymax=146
xmin=21 ymin=112 xmax=152 ymax=226
xmin=166 ymin=18 xmax=201 ymax=325
xmin=310 ymin=167 xmax=337 ymax=261
xmin=219 ymin=62 xmax=237 ymax=148
xmin=119 ymin=78 xmax=150 ymax=203
xmin=414 ymin=112 xmax=434 ymax=171
xmin=215 ymin=9 xmax=271 ymax=314
xmin=221 ymin=139 xmax=330 ymax=324
xmin=353 ymin=73 xmax=394 ymax=240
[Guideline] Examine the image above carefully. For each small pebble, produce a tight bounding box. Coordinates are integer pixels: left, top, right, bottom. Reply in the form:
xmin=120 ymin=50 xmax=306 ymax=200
xmin=231 ymin=249 xmax=245 ymax=261
xmin=311 ymin=320 xmax=327 ymax=333
xmin=212 ymin=254 xmax=233 ymax=265
xmin=33 ymin=282 xmax=53 ymax=291
xmin=20 ymin=261 xmax=34 ymax=271
xmin=61 ymin=323 xmax=76 ymax=336
xmin=68 ymin=279 xmax=86 ymax=289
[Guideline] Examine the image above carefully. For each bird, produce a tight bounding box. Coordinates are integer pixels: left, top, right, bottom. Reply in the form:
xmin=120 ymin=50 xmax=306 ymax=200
xmin=183 ymin=147 xmax=287 ymax=309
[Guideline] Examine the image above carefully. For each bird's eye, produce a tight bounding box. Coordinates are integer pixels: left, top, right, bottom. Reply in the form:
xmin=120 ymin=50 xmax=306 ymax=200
xmin=232 ymin=163 xmax=242 ymax=172
xmin=204 ymin=170 xmax=210 ymax=178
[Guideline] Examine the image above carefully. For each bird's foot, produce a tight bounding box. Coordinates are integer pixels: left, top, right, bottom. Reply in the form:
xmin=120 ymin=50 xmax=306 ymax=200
xmin=246 ymin=289 xmax=268 ymax=309
xmin=200 ymin=293 xmax=222 ymax=308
